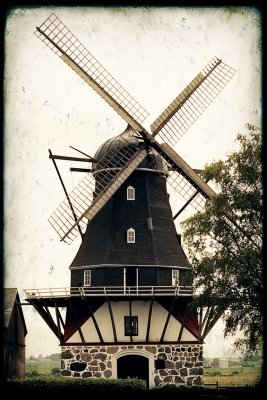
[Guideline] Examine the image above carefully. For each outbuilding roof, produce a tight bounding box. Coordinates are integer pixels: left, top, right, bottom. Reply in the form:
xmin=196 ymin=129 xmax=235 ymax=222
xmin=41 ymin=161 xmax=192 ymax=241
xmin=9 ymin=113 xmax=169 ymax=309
xmin=4 ymin=288 xmax=27 ymax=334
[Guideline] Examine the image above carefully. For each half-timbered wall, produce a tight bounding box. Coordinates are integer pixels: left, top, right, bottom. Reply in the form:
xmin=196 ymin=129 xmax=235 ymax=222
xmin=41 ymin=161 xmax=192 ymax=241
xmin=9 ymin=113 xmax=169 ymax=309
xmin=65 ymin=301 xmax=197 ymax=343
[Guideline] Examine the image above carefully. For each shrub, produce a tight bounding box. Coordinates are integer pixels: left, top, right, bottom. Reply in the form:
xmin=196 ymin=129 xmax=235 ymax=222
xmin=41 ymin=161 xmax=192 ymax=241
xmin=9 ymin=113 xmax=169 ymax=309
xmin=5 ymin=377 xmax=146 ymax=395
xmin=51 ymin=367 xmax=60 ymax=375
xmin=206 ymin=371 xmax=222 ymax=376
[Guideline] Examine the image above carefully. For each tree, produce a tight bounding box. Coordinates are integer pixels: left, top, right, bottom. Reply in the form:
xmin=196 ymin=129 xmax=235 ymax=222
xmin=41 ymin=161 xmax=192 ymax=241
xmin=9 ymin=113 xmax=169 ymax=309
xmin=44 ymin=353 xmax=61 ymax=360
xmin=181 ymin=124 xmax=263 ymax=354
xmin=49 ymin=353 xmax=61 ymax=361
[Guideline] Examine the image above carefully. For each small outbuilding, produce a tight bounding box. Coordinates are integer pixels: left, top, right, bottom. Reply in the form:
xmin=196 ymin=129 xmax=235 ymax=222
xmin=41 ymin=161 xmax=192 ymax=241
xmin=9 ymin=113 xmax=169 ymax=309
xmin=218 ymin=359 xmax=229 ymax=368
xmin=4 ymin=288 xmax=27 ymax=378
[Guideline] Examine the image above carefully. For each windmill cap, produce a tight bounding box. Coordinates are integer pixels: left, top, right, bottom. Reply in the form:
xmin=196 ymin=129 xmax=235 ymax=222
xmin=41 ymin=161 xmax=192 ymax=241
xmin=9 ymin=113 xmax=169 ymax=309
xmin=92 ymin=124 xmax=167 ymax=174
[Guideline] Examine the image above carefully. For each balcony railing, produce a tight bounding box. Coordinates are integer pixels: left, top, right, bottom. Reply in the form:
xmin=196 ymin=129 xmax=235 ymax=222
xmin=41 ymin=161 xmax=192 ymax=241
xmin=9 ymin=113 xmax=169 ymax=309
xmin=24 ymin=285 xmax=192 ymax=299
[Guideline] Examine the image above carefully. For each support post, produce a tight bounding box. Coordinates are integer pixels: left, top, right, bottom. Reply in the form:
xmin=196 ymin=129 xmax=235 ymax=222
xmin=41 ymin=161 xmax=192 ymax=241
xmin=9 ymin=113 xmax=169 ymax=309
xmin=107 ymin=298 xmax=117 ymax=343
xmin=160 ymin=298 xmax=175 ymax=342
xmin=145 ymin=298 xmax=154 ymax=343
xmin=129 ymin=298 xmax=133 ymax=343
xmin=31 ymin=301 xmax=59 ymax=339
xmin=49 ymin=149 xmax=83 ymax=239
xmin=55 ymin=301 xmax=64 ymax=342
xmin=68 ymin=299 xmax=85 ymax=344
xmin=202 ymin=306 xmax=225 ymax=339
xmin=198 ymin=306 xmax=203 ymax=343
xmin=200 ymin=306 xmax=212 ymax=341
xmin=83 ymin=296 xmax=104 ymax=343
xmin=177 ymin=304 xmax=188 ymax=342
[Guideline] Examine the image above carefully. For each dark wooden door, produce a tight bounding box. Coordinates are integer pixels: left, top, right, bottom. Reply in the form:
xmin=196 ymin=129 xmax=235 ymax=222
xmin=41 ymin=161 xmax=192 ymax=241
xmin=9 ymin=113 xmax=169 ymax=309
xmin=126 ymin=267 xmax=137 ymax=286
xmin=117 ymin=355 xmax=149 ymax=387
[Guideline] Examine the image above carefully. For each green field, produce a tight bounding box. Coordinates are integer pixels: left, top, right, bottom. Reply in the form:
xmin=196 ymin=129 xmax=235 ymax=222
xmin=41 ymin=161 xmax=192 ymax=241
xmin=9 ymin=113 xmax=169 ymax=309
xmin=26 ymin=360 xmax=262 ymax=387
xmin=26 ymin=359 xmax=60 ymax=375
xmin=203 ymin=366 xmax=262 ymax=387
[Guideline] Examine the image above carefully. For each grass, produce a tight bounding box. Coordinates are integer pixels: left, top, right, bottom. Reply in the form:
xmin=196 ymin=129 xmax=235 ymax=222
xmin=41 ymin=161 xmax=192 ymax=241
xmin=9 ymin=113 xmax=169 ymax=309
xmin=203 ymin=366 xmax=262 ymax=387
xmin=26 ymin=359 xmax=60 ymax=375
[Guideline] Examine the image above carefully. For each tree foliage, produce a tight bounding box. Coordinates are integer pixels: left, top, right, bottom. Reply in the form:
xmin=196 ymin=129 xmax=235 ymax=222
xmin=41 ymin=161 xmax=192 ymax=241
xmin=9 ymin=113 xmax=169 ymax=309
xmin=181 ymin=124 xmax=263 ymax=353
xmin=44 ymin=353 xmax=61 ymax=360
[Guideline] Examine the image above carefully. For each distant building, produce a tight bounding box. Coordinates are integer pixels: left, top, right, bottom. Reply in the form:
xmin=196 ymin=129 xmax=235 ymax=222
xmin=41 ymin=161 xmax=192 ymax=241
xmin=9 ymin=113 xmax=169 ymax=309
xmin=228 ymin=358 xmax=241 ymax=367
xmin=218 ymin=359 xmax=229 ymax=368
xmin=4 ymin=288 xmax=27 ymax=378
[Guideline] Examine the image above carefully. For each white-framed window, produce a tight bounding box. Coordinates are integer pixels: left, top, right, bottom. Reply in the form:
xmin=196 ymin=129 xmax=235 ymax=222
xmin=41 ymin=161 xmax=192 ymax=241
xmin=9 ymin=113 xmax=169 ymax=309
xmin=127 ymin=186 xmax=135 ymax=200
xmin=84 ymin=270 xmax=91 ymax=286
xmin=172 ymin=269 xmax=179 ymax=286
xmin=124 ymin=316 xmax=138 ymax=336
xmin=127 ymin=228 xmax=135 ymax=243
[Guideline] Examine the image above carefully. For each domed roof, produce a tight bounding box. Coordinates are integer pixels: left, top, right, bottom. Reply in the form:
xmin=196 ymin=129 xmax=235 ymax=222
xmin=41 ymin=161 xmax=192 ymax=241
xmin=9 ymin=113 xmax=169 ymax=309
xmin=92 ymin=124 xmax=166 ymax=173
xmin=93 ymin=125 xmax=140 ymax=164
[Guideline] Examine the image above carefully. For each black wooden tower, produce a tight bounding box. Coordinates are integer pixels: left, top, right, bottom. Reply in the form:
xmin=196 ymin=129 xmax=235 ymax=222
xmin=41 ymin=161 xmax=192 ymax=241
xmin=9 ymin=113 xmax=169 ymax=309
xmin=25 ymin=14 xmax=236 ymax=388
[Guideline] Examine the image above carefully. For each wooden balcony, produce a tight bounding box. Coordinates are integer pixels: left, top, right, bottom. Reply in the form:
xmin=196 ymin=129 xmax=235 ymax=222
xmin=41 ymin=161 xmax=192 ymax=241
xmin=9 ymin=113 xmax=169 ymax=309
xmin=24 ymin=285 xmax=192 ymax=300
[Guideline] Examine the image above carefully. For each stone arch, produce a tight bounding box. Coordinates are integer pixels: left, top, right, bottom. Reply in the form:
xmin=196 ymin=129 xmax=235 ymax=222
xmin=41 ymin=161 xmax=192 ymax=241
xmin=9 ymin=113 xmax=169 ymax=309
xmin=112 ymin=348 xmax=154 ymax=389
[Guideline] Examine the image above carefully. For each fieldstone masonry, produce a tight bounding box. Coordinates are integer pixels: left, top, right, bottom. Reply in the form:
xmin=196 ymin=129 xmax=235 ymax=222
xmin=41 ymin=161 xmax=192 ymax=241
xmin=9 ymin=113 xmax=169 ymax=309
xmin=61 ymin=344 xmax=203 ymax=387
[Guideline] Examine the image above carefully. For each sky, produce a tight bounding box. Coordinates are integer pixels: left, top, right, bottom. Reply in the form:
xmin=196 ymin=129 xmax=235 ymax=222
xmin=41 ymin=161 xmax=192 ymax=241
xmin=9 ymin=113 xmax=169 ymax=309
xmin=4 ymin=7 xmax=261 ymax=358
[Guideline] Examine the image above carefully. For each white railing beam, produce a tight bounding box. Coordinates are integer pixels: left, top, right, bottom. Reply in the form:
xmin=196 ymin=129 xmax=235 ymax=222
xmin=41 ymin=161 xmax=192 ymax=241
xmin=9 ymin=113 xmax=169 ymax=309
xmin=25 ymin=285 xmax=193 ymax=299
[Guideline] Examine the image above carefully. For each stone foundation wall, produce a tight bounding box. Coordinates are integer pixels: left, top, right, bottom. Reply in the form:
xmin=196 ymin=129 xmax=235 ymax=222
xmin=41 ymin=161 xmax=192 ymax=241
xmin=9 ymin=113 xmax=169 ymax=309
xmin=61 ymin=344 xmax=203 ymax=387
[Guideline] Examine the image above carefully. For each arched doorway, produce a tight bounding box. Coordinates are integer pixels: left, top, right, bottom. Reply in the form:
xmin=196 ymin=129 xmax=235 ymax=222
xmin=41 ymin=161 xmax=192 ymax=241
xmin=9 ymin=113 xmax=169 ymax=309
xmin=117 ymin=355 xmax=149 ymax=387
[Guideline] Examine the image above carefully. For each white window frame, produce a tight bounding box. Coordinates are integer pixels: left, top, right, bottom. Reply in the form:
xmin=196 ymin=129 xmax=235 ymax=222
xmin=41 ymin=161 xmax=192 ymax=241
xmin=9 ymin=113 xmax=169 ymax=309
xmin=127 ymin=228 xmax=135 ymax=243
xmin=172 ymin=269 xmax=179 ymax=286
xmin=124 ymin=316 xmax=138 ymax=336
xmin=84 ymin=270 xmax=91 ymax=286
xmin=127 ymin=186 xmax=135 ymax=201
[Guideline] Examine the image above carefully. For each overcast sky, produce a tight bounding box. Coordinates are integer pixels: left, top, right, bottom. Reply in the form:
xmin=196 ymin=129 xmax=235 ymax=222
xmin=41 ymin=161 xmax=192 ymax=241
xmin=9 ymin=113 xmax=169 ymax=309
xmin=4 ymin=7 xmax=261 ymax=357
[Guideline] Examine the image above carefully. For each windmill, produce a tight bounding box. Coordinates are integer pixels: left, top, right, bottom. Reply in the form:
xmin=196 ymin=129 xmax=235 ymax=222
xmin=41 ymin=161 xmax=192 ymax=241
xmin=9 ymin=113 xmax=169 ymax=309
xmin=25 ymin=13 xmax=237 ymax=388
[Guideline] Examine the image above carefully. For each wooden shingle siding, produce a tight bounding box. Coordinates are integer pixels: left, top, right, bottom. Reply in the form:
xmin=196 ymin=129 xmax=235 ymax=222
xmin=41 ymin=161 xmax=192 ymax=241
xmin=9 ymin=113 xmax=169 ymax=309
xmin=70 ymin=172 xmax=191 ymax=269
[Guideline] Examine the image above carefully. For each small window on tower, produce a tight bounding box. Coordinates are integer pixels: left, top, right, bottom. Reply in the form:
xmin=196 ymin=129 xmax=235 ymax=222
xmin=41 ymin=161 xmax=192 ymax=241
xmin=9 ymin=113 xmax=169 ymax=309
xmin=127 ymin=228 xmax=135 ymax=243
xmin=84 ymin=270 xmax=91 ymax=286
xmin=172 ymin=269 xmax=179 ymax=286
xmin=124 ymin=316 xmax=138 ymax=336
xmin=127 ymin=186 xmax=135 ymax=200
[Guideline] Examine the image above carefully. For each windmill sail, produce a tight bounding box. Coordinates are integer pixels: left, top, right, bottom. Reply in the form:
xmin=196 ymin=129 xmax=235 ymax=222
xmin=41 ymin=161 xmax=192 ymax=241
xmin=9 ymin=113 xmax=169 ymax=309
xmin=49 ymin=173 xmax=94 ymax=244
xmin=35 ymin=13 xmax=149 ymax=131
xmin=167 ymin=171 xmax=207 ymax=213
xmin=151 ymin=57 xmax=236 ymax=147
xmin=36 ymin=14 xmax=238 ymax=243
xmin=154 ymin=142 xmax=215 ymax=203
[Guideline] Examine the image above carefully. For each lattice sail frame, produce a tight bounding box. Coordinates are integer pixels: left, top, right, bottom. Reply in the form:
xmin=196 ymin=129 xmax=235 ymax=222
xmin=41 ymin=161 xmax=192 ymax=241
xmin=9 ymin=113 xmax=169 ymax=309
xmin=49 ymin=133 xmax=146 ymax=243
xmin=35 ymin=13 xmax=149 ymax=130
xmin=151 ymin=57 xmax=236 ymax=147
xmin=167 ymin=171 xmax=206 ymax=212
xmin=154 ymin=150 xmax=208 ymax=212
xmin=35 ymin=13 xmax=236 ymax=243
